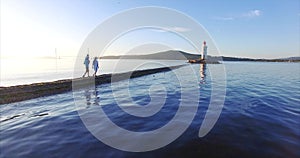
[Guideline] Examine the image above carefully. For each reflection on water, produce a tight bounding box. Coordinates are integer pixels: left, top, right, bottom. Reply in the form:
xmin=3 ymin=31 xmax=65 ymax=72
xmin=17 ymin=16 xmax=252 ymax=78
xmin=84 ymin=89 xmax=92 ymax=107
xmin=93 ymin=90 xmax=100 ymax=106
xmin=200 ymin=64 xmax=206 ymax=84
xmin=84 ymin=87 xmax=101 ymax=108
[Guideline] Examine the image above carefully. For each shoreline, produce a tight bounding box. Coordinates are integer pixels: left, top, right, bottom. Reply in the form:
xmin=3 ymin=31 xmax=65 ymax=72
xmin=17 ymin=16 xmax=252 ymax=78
xmin=0 ymin=65 xmax=184 ymax=105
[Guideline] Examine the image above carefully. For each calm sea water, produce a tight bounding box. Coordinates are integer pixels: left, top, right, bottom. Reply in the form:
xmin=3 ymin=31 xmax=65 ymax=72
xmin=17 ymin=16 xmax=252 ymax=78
xmin=0 ymin=62 xmax=299 ymax=157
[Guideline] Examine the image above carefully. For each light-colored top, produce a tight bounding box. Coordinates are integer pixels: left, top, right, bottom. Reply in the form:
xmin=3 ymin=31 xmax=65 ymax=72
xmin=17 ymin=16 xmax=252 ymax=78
xmin=84 ymin=56 xmax=90 ymax=68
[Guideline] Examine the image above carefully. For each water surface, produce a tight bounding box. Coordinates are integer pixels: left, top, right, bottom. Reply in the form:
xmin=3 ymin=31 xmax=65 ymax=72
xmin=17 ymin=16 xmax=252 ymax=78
xmin=0 ymin=62 xmax=299 ymax=157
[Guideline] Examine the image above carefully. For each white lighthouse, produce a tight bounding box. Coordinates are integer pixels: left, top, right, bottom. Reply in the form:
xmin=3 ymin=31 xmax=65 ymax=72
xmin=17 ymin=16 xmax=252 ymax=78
xmin=201 ymin=41 xmax=208 ymax=60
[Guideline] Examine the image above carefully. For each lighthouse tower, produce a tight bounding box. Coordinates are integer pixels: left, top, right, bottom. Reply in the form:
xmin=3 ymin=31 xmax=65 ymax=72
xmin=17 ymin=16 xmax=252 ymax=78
xmin=201 ymin=41 xmax=208 ymax=60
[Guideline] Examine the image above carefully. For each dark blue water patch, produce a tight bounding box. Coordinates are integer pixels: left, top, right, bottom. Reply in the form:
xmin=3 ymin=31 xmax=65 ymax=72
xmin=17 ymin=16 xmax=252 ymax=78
xmin=131 ymin=95 xmax=151 ymax=106
xmin=101 ymin=91 xmax=181 ymax=132
xmin=129 ymin=69 xmax=183 ymax=107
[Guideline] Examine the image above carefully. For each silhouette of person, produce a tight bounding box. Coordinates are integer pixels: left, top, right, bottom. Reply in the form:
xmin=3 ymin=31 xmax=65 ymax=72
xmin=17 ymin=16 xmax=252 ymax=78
xmin=83 ymin=54 xmax=90 ymax=77
xmin=92 ymin=57 xmax=99 ymax=76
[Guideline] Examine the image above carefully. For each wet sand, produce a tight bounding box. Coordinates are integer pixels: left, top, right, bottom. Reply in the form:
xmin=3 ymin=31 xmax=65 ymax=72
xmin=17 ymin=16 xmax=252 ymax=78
xmin=0 ymin=65 xmax=184 ymax=105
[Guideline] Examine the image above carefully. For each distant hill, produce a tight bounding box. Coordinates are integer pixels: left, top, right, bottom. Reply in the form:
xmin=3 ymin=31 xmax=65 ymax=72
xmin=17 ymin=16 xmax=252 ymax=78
xmin=100 ymin=50 xmax=200 ymax=60
xmin=100 ymin=50 xmax=300 ymax=62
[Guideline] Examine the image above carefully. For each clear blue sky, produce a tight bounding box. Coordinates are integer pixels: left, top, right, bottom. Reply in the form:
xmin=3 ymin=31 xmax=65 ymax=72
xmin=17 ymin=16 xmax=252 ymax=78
xmin=1 ymin=0 xmax=299 ymax=58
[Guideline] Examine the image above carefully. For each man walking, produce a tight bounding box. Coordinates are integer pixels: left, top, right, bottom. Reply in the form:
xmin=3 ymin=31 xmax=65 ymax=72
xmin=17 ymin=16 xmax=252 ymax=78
xmin=82 ymin=54 xmax=90 ymax=77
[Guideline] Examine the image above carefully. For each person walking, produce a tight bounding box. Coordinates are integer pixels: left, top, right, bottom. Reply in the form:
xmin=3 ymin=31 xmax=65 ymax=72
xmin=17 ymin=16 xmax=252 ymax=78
xmin=82 ymin=54 xmax=90 ymax=77
xmin=92 ymin=57 xmax=99 ymax=76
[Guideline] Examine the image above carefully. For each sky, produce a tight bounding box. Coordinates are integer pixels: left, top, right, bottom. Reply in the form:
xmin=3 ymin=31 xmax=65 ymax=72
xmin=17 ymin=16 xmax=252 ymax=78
xmin=1 ymin=0 xmax=299 ymax=59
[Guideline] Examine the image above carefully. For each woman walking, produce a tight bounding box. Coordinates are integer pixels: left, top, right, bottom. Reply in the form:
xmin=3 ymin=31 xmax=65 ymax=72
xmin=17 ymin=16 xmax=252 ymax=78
xmin=92 ymin=57 xmax=99 ymax=76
